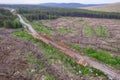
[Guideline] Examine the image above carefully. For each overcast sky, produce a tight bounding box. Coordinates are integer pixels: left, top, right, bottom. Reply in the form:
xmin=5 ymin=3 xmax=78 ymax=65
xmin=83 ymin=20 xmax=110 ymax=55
xmin=0 ymin=0 xmax=120 ymax=4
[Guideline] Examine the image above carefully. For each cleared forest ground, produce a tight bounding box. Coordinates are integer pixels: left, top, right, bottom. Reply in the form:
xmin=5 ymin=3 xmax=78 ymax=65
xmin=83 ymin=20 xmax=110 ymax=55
xmin=1 ymin=7 xmax=120 ymax=80
xmin=37 ymin=17 xmax=120 ymax=56
xmin=33 ymin=17 xmax=120 ymax=71
xmin=0 ymin=28 xmax=107 ymax=80
xmin=0 ymin=29 xmax=75 ymax=80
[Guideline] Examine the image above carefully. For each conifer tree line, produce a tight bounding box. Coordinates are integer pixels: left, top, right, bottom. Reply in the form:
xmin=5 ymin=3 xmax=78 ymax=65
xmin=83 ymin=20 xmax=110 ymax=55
xmin=0 ymin=8 xmax=22 ymax=28
xmin=17 ymin=7 xmax=120 ymax=21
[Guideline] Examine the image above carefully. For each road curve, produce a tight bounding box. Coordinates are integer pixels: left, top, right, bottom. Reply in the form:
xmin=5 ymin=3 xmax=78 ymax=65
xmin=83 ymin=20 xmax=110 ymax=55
xmin=17 ymin=14 xmax=120 ymax=80
xmin=17 ymin=14 xmax=38 ymax=35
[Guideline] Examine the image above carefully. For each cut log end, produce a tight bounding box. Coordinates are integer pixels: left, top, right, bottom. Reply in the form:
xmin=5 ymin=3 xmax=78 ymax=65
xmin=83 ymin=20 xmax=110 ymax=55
xmin=77 ymin=59 xmax=88 ymax=67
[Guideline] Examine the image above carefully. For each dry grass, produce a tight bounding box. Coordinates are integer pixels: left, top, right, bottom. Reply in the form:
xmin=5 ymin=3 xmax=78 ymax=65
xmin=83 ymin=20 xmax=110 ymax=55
xmin=83 ymin=2 xmax=120 ymax=13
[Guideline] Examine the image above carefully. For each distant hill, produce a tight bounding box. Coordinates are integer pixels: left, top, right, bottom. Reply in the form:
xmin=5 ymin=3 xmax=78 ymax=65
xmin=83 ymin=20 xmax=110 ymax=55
xmin=84 ymin=2 xmax=120 ymax=13
xmin=0 ymin=3 xmax=105 ymax=9
xmin=40 ymin=3 xmax=105 ymax=8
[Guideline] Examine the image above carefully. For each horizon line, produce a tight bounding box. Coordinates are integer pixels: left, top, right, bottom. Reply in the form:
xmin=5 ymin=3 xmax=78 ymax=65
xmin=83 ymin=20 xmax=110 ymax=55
xmin=0 ymin=2 xmax=119 ymax=5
